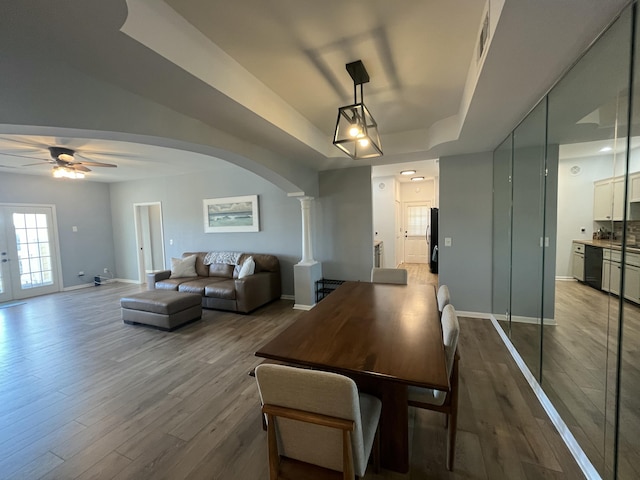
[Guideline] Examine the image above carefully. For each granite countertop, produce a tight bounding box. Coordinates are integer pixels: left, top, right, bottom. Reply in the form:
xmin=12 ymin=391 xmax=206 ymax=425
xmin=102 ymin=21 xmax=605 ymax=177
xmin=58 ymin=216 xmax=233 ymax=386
xmin=573 ymin=239 xmax=640 ymax=253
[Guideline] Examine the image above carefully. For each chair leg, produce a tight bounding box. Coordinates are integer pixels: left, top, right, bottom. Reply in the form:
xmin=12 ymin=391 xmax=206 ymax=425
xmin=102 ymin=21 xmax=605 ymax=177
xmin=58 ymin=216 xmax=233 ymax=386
xmin=265 ymin=412 xmax=280 ymax=480
xmin=372 ymin=425 xmax=381 ymax=474
xmin=446 ymin=355 xmax=460 ymax=471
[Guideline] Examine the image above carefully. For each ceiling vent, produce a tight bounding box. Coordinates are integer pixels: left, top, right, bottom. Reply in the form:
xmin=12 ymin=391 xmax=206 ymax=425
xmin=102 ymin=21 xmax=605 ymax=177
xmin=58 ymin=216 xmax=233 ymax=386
xmin=478 ymin=10 xmax=490 ymax=61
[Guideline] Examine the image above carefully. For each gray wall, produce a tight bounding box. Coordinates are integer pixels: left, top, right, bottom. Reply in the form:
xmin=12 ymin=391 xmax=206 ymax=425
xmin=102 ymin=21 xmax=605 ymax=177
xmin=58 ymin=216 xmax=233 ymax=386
xmin=109 ymin=164 xmax=306 ymax=296
xmin=439 ymin=152 xmax=494 ymax=313
xmin=0 ymin=172 xmax=116 ymax=288
xmin=318 ymin=167 xmax=374 ymax=282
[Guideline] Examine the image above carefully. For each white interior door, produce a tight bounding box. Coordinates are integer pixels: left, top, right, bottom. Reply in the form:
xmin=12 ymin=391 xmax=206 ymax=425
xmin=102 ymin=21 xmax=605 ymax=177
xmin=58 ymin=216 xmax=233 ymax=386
xmin=394 ymin=200 xmax=403 ymax=267
xmin=403 ymin=201 xmax=431 ymax=264
xmin=0 ymin=205 xmax=61 ymax=301
xmin=134 ymin=202 xmax=166 ymax=284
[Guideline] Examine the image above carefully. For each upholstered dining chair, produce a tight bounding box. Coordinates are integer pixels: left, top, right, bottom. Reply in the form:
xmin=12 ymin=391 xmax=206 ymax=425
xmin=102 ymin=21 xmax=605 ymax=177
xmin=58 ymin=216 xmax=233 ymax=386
xmin=408 ymin=303 xmax=460 ymax=471
xmin=437 ymin=284 xmax=451 ymax=314
xmin=255 ymin=364 xmax=382 ymax=480
xmin=370 ymin=267 xmax=408 ymax=285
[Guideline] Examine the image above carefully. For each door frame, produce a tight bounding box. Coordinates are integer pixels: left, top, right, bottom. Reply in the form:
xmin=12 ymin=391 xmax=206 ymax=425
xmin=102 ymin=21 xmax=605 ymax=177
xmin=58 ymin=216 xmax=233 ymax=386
xmin=402 ymin=200 xmax=431 ymax=264
xmin=0 ymin=203 xmax=63 ymax=301
xmin=133 ymin=202 xmax=166 ymax=284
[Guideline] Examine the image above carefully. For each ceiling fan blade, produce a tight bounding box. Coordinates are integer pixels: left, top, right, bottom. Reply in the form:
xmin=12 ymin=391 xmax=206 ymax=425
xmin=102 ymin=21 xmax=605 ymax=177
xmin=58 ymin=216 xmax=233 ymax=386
xmin=0 ymin=136 xmax=51 ymax=150
xmin=0 ymin=151 xmax=50 ymax=162
xmin=75 ymin=161 xmax=117 ymax=168
xmin=73 ymin=153 xmax=118 ymax=167
xmin=22 ymin=162 xmax=51 ymax=167
xmin=72 ymin=164 xmax=91 ymax=172
xmin=0 ymin=164 xmax=17 ymax=169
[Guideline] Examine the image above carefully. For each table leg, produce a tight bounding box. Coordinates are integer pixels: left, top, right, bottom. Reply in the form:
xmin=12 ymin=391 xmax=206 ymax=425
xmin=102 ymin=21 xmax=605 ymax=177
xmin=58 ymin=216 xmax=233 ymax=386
xmin=353 ymin=375 xmax=409 ymax=473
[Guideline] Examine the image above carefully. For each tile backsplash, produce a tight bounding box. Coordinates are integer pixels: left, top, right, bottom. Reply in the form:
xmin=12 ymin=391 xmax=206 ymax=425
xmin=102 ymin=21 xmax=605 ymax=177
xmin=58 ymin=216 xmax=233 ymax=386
xmin=613 ymin=221 xmax=640 ymax=240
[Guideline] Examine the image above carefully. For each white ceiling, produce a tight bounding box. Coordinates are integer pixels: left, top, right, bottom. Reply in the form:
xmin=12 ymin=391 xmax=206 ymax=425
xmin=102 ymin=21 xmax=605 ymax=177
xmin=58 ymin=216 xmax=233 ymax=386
xmin=0 ymin=0 xmax=630 ymax=184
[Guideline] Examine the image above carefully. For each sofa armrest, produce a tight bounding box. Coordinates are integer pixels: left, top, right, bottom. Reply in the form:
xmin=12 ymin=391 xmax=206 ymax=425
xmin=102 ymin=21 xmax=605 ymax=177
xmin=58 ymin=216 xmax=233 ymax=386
xmin=147 ymin=270 xmax=171 ymax=290
xmin=235 ymin=271 xmax=281 ymax=313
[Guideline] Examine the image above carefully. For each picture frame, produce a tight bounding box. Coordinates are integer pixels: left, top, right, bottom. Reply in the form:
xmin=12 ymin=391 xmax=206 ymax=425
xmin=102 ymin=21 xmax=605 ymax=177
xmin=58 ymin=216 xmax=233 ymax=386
xmin=203 ymin=195 xmax=260 ymax=233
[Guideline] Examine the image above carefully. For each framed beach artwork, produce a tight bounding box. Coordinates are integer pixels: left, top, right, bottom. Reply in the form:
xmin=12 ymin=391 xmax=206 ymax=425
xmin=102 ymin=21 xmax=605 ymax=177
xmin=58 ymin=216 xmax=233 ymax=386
xmin=203 ymin=195 xmax=260 ymax=233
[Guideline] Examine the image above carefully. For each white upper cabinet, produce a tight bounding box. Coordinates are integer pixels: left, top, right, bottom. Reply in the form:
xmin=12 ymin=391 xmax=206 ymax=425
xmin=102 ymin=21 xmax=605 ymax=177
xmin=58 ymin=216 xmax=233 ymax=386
xmin=594 ymin=176 xmax=627 ymax=221
xmin=594 ymin=179 xmax=613 ymax=221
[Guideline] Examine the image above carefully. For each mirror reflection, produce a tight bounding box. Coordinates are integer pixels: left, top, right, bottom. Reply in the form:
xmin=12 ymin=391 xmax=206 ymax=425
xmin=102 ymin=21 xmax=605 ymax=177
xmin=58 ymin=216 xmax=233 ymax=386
xmin=492 ymin=5 xmax=639 ymax=477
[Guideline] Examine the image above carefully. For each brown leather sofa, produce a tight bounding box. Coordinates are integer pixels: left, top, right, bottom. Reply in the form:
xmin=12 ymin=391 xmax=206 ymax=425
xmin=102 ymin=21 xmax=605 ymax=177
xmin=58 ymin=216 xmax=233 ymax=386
xmin=147 ymin=252 xmax=281 ymax=313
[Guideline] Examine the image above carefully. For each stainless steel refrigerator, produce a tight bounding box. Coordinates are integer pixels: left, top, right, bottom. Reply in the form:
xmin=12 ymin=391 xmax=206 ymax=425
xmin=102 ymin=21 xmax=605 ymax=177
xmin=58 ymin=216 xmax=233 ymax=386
xmin=427 ymin=207 xmax=438 ymax=273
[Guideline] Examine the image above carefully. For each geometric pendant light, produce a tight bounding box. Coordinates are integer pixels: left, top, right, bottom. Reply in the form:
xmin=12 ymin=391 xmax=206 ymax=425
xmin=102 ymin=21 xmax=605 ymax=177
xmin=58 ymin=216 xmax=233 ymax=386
xmin=333 ymin=60 xmax=383 ymax=159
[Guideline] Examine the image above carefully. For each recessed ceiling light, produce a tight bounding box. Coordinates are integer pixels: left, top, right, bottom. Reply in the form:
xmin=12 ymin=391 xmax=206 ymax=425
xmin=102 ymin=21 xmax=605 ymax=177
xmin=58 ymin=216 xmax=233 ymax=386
xmin=600 ymin=146 xmax=613 ymax=152
xmin=410 ymin=176 xmax=424 ymax=182
xmin=400 ymin=170 xmax=416 ymax=175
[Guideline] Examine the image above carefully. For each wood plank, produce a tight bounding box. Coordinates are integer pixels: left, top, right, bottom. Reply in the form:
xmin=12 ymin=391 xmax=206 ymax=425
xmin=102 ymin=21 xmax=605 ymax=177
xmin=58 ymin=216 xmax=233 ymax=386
xmin=0 ymin=270 xmax=586 ymax=479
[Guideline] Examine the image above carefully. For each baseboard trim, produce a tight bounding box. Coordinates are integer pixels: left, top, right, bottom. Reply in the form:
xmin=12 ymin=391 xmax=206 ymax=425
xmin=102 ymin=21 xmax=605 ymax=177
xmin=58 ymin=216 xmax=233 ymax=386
xmin=63 ymin=283 xmax=94 ymax=291
xmin=489 ymin=315 xmax=601 ymax=480
xmin=115 ymin=278 xmax=141 ymax=285
xmin=456 ymin=311 xmax=492 ymax=319
xmin=280 ymin=294 xmax=295 ymax=301
xmin=293 ymin=303 xmax=314 ymax=311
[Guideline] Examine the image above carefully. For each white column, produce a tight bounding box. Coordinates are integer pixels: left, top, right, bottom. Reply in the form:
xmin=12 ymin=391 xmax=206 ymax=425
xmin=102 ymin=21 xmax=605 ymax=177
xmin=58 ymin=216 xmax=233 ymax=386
xmin=298 ymin=196 xmax=316 ymax=265
xmin=289 ymin=194 xmax=322 ymax=309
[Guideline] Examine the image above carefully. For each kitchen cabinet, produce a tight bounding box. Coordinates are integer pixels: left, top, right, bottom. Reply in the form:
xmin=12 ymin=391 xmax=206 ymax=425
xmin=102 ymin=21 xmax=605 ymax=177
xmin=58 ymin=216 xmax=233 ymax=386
xmin=630 ymin=173 xmax=640 ymax=202
xmin=625 ymin=264 xmax=640 ymax=303
xmin=625 ymin=252 xmax=640 ymax=303
xmin=594 ymin=177 xmax=625 ymax=221
xmin=601 ymin=248 xmax=640 ymax=302
xmin=594 ymin=180 xmax=613 ymax=221
xmin=572 ymin=242 xmax=585 ymax=281
xmin=602 ymin=248 xmax=621 ymax=295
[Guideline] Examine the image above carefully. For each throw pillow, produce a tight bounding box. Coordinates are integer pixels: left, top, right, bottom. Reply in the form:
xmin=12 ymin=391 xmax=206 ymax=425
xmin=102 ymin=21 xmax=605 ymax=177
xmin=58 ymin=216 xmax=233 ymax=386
xmin=238 ymin=256 xmax=255 ymax=279
xmin=170 ymin=255 xmax=198 ymax=278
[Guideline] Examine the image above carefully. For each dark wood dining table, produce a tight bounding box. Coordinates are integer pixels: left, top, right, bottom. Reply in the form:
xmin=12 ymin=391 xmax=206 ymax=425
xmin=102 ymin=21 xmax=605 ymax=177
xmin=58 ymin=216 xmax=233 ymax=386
xmin=255 ymin=281 xmax=449 ymax=473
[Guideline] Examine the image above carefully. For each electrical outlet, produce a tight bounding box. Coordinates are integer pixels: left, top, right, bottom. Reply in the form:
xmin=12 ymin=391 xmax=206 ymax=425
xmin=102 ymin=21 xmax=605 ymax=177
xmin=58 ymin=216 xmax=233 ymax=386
xmin=104 ymin=268 xmax=109 ymax=274
xmin=78 ymin=271 xmax=84 ymax=276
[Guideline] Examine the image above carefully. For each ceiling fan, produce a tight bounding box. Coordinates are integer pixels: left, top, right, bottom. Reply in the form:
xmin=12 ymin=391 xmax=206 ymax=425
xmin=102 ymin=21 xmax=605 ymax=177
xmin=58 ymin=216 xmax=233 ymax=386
xmin=17 ymin=146 xmax=118 ymax=179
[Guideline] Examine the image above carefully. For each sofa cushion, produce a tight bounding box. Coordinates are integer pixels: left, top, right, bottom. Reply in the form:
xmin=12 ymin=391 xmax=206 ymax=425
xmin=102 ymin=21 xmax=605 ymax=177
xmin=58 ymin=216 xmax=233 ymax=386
xmin=205 ymin=279 xmax=236 ymax=300
xmin=156 ymin=278 xmax=192 ymax=290
xmin=183 ymin=252 xmax=210 ymax=277
xmin=170 ymin=255 xmax=197 ymax=278
xmin=178 ymin=277 xmax=226 ymax=295
xmin=238 ymin=256 xmax=255 ymax=278
xmin=208 ymin=263 xmax=235 ymax=278
xmin=237 ymin=253 xmax=279 ymax=274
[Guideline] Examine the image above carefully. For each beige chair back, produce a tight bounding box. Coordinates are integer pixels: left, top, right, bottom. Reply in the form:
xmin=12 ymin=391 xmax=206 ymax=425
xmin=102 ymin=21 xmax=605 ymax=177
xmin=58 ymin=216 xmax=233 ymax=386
xmin=437 ymin=284 xmax=451 ymax=313
xmin=441 ymin=304 xmax=460 ymax=377
xmin=255 ymin=364 xmax=373 ymax=477
xmin=370 ymin=267 xmax=408 ymax=285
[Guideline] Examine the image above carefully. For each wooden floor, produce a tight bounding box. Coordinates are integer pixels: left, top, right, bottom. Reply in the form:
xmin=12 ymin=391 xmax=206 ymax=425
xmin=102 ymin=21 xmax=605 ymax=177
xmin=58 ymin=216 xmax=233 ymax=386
xmin=505 ymin=279 xmax=640 ymax=479
xmin=0 ymin=269 xmax=585 ymax=479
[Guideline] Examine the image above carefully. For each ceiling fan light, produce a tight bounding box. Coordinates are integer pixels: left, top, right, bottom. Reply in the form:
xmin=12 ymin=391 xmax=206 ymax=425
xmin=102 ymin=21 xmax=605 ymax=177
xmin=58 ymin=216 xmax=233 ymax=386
xmin=52 ymin=166 xmax=85 ymax=179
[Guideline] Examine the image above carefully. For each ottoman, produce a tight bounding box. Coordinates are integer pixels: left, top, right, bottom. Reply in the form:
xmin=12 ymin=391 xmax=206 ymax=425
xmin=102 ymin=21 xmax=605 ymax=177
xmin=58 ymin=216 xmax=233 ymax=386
xmin=121 ymin=290 xmax=202 ymax=331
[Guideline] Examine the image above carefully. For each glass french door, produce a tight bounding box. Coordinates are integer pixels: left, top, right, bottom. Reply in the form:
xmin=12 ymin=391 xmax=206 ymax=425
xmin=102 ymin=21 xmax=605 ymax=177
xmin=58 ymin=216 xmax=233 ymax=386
xmin=0 ymin=205 xmax=60 ymax=302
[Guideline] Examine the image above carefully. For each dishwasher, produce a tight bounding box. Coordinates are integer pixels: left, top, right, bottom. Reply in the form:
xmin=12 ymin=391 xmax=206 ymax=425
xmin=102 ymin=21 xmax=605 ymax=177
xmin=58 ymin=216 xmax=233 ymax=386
xmin=585 ymin=245 xmax=603 ymax=290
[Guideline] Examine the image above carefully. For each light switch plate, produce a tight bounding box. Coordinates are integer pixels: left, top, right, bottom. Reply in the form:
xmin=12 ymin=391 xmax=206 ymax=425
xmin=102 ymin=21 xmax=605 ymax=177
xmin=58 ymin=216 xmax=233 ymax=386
xmin=444 ymin=237 xmax=452 ymax=246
